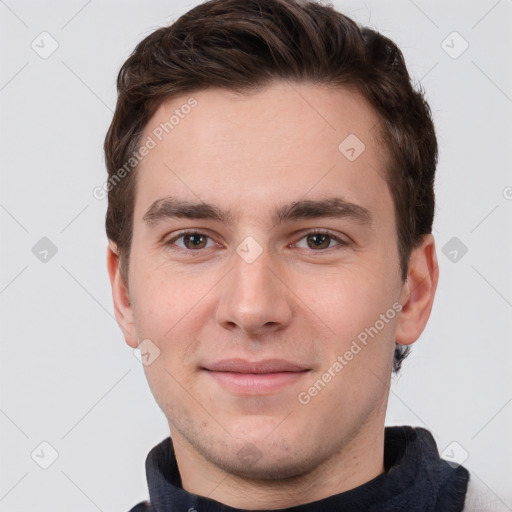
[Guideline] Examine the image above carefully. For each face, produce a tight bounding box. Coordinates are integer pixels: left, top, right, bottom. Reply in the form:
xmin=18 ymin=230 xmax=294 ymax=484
xmin=109 ymin=81 xmax=434 ymax=480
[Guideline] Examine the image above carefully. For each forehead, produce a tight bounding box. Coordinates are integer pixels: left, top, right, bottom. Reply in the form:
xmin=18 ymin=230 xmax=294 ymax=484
xmin=134 ymin=81 xmax=391 ymax=221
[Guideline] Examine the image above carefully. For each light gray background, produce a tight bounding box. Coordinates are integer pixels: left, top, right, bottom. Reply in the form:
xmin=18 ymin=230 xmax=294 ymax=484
xmin=1 ymin=0 xmax=511 ymax=510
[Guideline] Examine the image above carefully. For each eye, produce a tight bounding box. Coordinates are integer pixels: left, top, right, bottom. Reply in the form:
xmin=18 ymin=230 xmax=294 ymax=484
xmin=294 ymin=231 xmax=348 ymax=250
xmin=168 ymin=231 xmax=216 ymax=251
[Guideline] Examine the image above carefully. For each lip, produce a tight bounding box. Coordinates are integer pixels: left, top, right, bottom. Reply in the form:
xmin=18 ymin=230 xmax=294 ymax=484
xmin=203 ymin=358 xmax=307 ymax=373
xmin=202 ymin=358 xmax=309 ymax=394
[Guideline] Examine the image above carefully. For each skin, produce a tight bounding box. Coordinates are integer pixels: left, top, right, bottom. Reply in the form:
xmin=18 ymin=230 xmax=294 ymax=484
xmin=107 ymin=81 xmax=439 ymax=510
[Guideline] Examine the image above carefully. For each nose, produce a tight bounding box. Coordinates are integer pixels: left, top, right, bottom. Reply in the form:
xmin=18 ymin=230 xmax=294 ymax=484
xmin=215 ymin=246 xmax=293 ymax=337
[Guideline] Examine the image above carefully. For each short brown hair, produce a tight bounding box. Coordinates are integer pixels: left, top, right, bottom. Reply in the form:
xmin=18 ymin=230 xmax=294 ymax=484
xmin=104 ymin=0 xmax=438 ymax=372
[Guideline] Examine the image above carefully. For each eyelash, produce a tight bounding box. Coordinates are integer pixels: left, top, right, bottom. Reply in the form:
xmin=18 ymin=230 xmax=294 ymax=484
xmin=165 ymin=230 xmax=349 ymax=253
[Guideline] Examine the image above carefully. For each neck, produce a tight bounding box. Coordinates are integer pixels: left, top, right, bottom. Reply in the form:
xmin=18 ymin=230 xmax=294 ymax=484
xmin=171 ymin=419 xmax=386 ymax=510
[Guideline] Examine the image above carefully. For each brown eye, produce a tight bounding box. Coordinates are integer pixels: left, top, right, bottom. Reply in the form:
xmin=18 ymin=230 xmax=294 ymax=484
xmin=168 ymin=232 xmax=215 ymax=251
xmin=294 ymin=231 xmax=348 ymax=251
xmin=182 ymin=233 xmax=208 ymax=249
xmin=306 ymin=233 xmax=332 ymax=250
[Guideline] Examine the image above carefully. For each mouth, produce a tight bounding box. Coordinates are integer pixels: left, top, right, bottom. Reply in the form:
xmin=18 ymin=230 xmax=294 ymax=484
xmin=201 ymin=358 xmax=310 ymax=394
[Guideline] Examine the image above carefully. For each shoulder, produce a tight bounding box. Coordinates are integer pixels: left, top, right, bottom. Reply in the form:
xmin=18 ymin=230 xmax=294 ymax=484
xmin=463 ymin=473 xmax=510 ymax=512
xmin=127 ymin=501 xmax=151 ymax=512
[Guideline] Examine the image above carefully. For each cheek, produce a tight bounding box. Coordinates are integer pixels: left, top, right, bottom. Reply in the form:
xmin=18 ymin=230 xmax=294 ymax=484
xmin=131 ymin=275 xmax=175 ymax=340
xmin=130 ymin=258 xmax=210 ymax=341
xmin=133 ymin=269 xmax=204 ymax=411
xmin=129 ymin=262 xmax=221 ymax=390
xmin=297 ymin=260 xmax=396 ymax=339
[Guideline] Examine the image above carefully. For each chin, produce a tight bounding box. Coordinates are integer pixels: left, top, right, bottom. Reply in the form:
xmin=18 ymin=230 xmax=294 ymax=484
xmin=214 ymin=448 xmax=318 ymax=481
xmin=197 ymin=431 xmax=323 ymax=482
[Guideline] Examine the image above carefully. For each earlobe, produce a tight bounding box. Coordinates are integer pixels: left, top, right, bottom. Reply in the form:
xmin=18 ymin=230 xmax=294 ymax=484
xmin=395 ymin=234 xmax=439 ymax=346
xmin=106 ymin=243 xmax=138 ymax=348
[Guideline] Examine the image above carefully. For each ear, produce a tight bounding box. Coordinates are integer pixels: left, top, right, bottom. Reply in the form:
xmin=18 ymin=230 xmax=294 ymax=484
xmin=106 ymin=242 xmax=138 ymax=348
xmin=395 ymin=234 xmax=439 ymax=346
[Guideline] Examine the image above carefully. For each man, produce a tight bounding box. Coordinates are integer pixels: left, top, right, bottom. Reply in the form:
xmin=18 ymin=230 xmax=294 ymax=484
xmin=104 ymin=0 xmax=503 ymax=510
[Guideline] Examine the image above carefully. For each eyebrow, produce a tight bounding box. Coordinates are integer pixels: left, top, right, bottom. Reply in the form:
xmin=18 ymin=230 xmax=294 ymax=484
xmin=142 ymin=196 xmax=373 ymax=228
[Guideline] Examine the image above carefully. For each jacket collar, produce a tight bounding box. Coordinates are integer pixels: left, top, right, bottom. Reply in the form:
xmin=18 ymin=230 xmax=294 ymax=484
xmin=143 ymin=425 xmax=469 ymax=511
